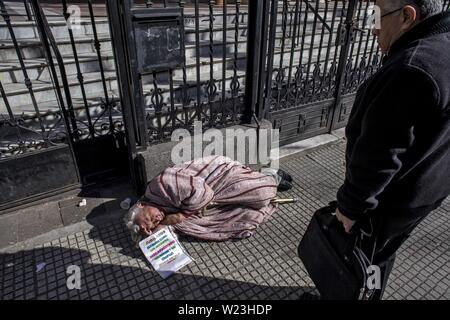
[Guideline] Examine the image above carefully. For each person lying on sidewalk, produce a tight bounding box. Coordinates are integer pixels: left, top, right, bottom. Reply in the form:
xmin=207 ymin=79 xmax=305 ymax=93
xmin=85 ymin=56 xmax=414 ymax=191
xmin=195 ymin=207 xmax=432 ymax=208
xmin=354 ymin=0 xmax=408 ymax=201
xmin=124 ymin=155 xmax=294 ymax=243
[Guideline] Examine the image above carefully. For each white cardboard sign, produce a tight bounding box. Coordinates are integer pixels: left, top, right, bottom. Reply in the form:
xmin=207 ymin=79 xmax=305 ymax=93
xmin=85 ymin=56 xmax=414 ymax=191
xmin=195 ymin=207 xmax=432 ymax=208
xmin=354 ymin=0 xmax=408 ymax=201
xmin=139 ymin=227 xmax=193 ymax=279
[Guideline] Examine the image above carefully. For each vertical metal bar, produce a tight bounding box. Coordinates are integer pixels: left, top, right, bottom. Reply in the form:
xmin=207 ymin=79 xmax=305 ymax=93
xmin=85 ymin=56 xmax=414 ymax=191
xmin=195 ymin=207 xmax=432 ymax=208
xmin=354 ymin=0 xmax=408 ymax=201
xmin=88 ymin=0 xmax=114 ymax=134
xmin=263 ymin=0 xmax=279 ymax=115
xmin=287 ymin=0 xmax=300 ymax=88
xmin=367 ymin=33 xmax=378 ymax=67
xmin=322 ymin=0 xmax=338 ymax=85
xmin=23 ymin=0 xmax=32 ymax=21
xmin=178 ymin=0 xmax=190 ymax=126
xmin=297 ymin=0 xmax=309 ymax=67
xmin=127 ymin=0 xmax=148 ymax=147
xmin=278 ymin=1 xmax=288 ymax=81
xmin=194 ymin=0 xmax=202 ymax=120
xmin=332 ymin=0 xmax=347 ymax=65
xmin=273 ymin=1 xmax=288 ymax=109
xmin=305 ymin=0 xmax=320 ymax=81
xmin=62 ymin=0 xmax=95 ymax=138
xmin=354 ymin=0 xmax=369 ymax=70
xmin=208 ymin=0 xmax=215 ymax=126
xmin=344 ymin=0 xmax=364 ymax=90
xmin=221 ymin=0 xmax=228 ymax=124
xmin=358 ymin=0 xmax=373 ymax=83
xmin=255 ymin=0 xmax=272 ymax=119
xmin=152 ymin=71 xmax=163 ymax=140
xmin=328 ymin=0 xmax=348 ymax=94
xmin=244 ymin=0 xmax=265 ymax=121
xmin=231 ymin=0 xmax=241 ymax=122
xmin=313 ymin=0 xmax=330 ymax=99
xmin=169 ymin=69 xmax=176 ymax=129
xmin=329 ymin=0 xmax=358 ymax=131
xmin=296 ymin=0 xmax=301 ymax=45
xmin=315 ymin=0 xmax=329 ymax=66
xmin=106 ymin=0 xmax=140 ymax=189
xmin=0 ymin=0 xmax=47 ymax=137
xmin=301 ymin=0 xmax=321 ymax=102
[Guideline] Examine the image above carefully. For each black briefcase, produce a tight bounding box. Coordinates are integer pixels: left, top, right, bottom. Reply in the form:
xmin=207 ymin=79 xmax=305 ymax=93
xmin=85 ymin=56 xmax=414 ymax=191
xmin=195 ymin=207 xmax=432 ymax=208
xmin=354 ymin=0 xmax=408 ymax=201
xmin=298 ymin=201 xmax=370 ymax=300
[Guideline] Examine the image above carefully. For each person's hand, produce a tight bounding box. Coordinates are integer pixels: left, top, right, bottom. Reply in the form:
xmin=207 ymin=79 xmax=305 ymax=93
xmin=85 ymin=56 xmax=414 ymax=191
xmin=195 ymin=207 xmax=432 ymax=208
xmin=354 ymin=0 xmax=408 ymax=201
xmin=160 ymin=213 xmax=186 ymax=226
xmin=335 ymin=208 xmax=356 ymax=234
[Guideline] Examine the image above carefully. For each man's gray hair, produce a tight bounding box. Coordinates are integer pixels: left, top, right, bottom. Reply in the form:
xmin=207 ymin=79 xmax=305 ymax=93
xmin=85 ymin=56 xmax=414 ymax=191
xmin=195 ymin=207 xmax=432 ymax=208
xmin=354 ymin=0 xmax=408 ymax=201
xmin=123 ymin=204 xmax=144 ymax=245
xmin=386 ymin=0 xmax=443 ymax=19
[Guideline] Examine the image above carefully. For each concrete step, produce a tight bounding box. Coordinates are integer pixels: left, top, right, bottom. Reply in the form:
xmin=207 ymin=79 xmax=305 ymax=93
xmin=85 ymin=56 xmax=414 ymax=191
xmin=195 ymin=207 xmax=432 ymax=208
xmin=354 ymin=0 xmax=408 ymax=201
xmin=0 ymin=51 xmax=116 ymax=83
xmin=0 ymin=17 xmax=111 ymax=41
xmin=0 ymin=32 xmax=112 ymax=59
xmin=0 ymin=36 xmax=374 ymax=112
xmin=0 ymin=70 xmax=118 ymax=107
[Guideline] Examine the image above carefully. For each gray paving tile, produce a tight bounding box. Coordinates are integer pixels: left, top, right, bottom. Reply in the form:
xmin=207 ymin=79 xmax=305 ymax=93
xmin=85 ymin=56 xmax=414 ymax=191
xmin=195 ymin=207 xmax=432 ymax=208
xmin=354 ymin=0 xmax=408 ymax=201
xmin=0 ymin=213 xmax=18 ymax=248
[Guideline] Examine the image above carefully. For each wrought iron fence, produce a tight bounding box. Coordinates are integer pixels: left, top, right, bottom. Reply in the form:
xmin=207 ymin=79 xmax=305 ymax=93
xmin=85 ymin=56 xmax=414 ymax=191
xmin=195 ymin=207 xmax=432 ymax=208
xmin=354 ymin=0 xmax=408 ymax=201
xmin=263 ymin=0 xmax=449 ymax=146
xmin=134 ymin=0 xmax=249 ymax=144
xmin=257 ymin=0 xmax=382 ymax=145
xmin=0 ymin=0 xmax=124 ymax=160
xmin=266 ymin=0 xmax=381 ymax=113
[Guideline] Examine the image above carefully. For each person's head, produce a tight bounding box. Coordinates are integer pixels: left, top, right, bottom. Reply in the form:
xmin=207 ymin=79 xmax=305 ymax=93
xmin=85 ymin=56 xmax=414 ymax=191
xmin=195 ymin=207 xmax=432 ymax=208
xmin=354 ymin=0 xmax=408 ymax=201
xmin=124 ymin=202 xmax=165 ymax=244
xmin=373 ymin=0 xmax=443 ymax=54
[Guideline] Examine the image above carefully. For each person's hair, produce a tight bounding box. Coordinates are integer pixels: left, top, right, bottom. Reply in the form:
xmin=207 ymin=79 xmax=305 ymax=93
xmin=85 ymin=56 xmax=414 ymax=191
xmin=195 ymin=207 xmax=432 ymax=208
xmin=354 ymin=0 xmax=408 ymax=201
xmin=385 ymin=0 xmax=443 ymax=20
xmin=124 ymin=204 xmax=144 ymax=245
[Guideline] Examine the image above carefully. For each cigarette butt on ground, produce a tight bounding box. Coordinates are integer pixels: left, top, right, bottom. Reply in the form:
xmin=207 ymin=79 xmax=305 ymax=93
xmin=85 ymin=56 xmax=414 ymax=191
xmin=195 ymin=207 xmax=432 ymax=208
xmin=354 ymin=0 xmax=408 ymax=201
xmin=270 ymin=198 xmax=298 ymax=204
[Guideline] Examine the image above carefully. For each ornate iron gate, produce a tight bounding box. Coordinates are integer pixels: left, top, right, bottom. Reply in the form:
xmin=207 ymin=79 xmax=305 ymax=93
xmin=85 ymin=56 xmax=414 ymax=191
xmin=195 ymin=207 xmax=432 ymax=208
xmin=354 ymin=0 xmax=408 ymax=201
xmin=0 ymin=0 xmax=129 ymax=211
xmin=254 ymin=0 xmax=450 ymax=146
xmin=108 ymin=0 xmax=248 ymax=146
xmin=107 ymin=0 xmax=250 ymax=189
xmin=250 ymin=0 xmax=381 ymax=146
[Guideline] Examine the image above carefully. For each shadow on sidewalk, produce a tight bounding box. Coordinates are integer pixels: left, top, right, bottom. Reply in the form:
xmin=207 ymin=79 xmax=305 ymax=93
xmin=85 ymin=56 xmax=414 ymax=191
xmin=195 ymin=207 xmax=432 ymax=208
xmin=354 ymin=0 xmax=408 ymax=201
xmin=0 ymin=246 xmax=316 ymax=300
xmin=85 ymin=201 xmax=215 ymax=261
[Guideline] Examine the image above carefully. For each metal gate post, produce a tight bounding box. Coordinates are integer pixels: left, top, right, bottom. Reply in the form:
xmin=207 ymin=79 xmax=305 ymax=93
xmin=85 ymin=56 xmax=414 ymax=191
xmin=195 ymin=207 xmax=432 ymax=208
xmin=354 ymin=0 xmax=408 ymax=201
xmin=256 ymin=0 xmax=277 ymax=121
xmin=244 ymin=0 xmax=269 ymax=122
xmin=106 ymin=0 xmax=142 ymax=190
xmin=328 ymin=0 xmax=359 ymax=133
xmin=260 ymin=0 xmax=279 ymax=121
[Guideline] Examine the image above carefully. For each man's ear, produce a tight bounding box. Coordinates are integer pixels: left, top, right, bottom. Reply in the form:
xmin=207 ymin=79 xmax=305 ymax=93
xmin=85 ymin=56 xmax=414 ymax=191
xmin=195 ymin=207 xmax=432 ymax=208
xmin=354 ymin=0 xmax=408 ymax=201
xmin=401 ymin=5 xmax=418 ymax=30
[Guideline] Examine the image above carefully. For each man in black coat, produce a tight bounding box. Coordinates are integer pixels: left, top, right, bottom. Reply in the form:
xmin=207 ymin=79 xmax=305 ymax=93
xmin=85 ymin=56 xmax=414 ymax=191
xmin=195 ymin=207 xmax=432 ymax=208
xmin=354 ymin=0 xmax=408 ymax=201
xmin=335 ymin=0 xmax=450 ymax=299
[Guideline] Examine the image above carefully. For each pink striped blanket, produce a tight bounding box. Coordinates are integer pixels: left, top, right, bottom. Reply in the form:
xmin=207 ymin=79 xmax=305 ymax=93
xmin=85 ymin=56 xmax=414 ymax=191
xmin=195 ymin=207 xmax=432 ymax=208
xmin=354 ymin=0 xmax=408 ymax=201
xmin=143 ymin=156 xmax=278 ymax=241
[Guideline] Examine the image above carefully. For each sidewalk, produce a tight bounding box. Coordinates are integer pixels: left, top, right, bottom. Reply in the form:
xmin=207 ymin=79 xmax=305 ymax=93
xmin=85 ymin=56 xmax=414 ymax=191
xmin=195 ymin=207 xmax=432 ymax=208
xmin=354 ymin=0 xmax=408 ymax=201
xmin=0 ymin=141 xmax=449 ymax=300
